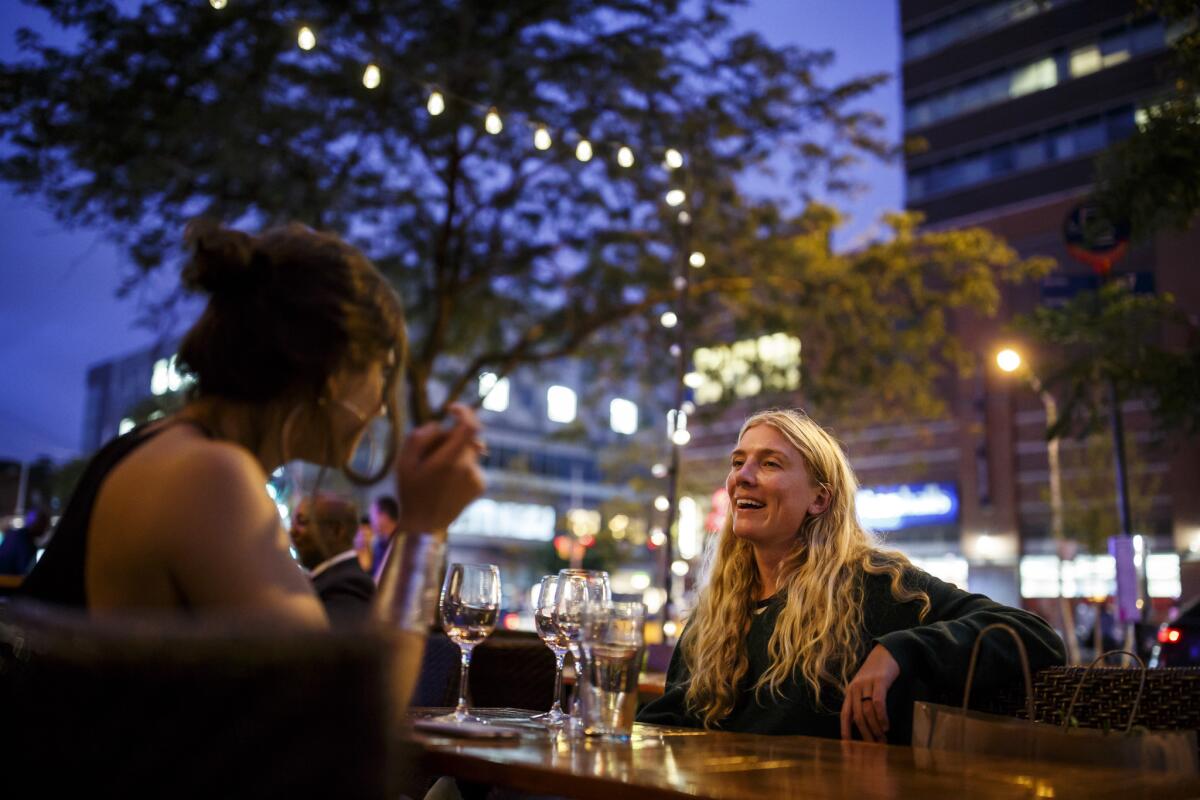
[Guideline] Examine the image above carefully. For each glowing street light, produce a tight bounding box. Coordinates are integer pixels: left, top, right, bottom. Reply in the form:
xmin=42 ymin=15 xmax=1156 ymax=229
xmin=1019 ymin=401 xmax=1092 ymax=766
xmin=996 ymin=348 xmax=1022 ymax=373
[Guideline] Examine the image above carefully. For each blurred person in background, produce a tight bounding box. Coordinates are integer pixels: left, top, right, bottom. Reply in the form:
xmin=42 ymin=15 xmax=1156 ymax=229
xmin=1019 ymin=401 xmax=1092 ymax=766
xmin=354 ymin=514 xmax=375 ymax=573
xmin=0 ymin=507 xmax=50 ymax=577
xmin=290 ymin=493 xmax=374 ymax=626
xmin=369 ymin=495 xmax=400 ymax=578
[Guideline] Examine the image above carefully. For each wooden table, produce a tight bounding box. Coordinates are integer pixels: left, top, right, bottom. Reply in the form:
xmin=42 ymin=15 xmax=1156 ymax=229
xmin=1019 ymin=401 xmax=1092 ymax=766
xmin=408 ymin=708 xmax=1200 ymax=799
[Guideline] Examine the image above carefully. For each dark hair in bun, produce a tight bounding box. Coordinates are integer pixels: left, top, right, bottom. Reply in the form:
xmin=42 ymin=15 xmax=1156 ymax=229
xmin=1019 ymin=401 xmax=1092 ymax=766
xmin=177 ymin=219 xmax=407 ymax=484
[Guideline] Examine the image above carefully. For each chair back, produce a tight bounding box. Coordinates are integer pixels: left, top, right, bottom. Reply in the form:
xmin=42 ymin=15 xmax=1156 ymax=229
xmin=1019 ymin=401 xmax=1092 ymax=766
xmin=0 ymin=602 xmax=401 ymax=798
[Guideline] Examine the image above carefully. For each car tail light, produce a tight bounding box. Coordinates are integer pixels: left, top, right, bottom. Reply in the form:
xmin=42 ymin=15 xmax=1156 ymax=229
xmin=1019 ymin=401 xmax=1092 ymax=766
xmin=1157 ymin=626 xmax=1183 ymax=644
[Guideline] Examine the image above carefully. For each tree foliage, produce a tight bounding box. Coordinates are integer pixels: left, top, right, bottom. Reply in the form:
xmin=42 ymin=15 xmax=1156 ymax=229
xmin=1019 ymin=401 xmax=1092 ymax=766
xmin=1093 ymin=2 xmax=1200 ymax=239
xmin=1014 ymin=282 xmax=1200 ymax=440
xmin=2 ymin=0 xmax=1045 ymax=424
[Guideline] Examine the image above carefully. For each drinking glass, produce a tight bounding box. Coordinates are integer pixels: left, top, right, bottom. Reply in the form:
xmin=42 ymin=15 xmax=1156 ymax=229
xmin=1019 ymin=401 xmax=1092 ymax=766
xmin=438 ymin=563 xmax=501 ymax=723
xmin=579 ymin=601 xmax=646 ymax=740
xmin=531 ymin=575 xmax=570 ymax=726
xmin=554 ymin=569 xmax=610 ymax=726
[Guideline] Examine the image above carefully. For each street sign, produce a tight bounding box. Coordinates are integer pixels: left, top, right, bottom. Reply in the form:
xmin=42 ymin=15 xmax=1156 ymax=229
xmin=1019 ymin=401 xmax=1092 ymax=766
xmin=1062 ymin=202 xmax=1130 ymax=276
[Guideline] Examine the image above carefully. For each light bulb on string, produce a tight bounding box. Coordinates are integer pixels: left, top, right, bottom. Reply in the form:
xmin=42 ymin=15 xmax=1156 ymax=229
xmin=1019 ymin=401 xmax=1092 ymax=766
xmin=362 ymin=64 xmax=381 ymax=90
xmin=651 ymin=463 xmax=669 ymax=478
xmin=534 ymin=126 xmax=552 ymax=150
xmin=209 ymin=0 xmax=227 ymax=9
xmin=575 ymin=139 xmax=593 ymax=162
xmin=689 ymin=251 xmax=706 ymax=268
xmin=669 ymin=344 xmax=682 ymax=357
xmin=426 ymin=90 xmax=446 ymax=116
xmin=665 ymin=189 xmax=686 ymax=207
xmin=681 ymin=401 xmax=696 ymax=415
xmin=654 ymin=496 xmax=670 ymax=512
xmin=672 ymin=429 xmax=692 ymax=446
xmin=673 ymin=276 xmax=686 ymax=291
xmin=664 ymin=148 xmax=683 ymax=169
xmin=617 ymin=146 xmax=635 ymax=168
xmin=297 ymin=26 xmax=316 ymax=51
xmin=485 ymin=108 xmax=503 ymax=134
xmin=677 ymin=211 xmax=691 ymax=225
xmin=660 ymin=311 xmax=678 ymax=328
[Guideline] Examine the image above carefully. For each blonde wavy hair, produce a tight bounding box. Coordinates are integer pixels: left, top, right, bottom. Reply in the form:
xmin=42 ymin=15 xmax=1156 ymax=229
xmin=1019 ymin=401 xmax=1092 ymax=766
xmin=682 ymin=409 xmax=930 ymax=727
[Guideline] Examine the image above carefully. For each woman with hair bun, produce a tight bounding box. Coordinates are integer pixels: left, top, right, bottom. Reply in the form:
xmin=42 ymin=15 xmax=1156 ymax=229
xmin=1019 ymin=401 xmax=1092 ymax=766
xmin=638 ymin=408 xmax=1064 ymax=743
xmin=21 ymin=220 xmax=485 ymax=627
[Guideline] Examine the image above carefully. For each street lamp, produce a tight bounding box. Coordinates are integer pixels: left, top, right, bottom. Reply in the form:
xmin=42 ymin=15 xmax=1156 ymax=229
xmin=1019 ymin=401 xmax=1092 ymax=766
xmin=996 ymin=347 xmax=1079 ymax=663
xmin=995 ymin=349 xmax=1063 ymax=543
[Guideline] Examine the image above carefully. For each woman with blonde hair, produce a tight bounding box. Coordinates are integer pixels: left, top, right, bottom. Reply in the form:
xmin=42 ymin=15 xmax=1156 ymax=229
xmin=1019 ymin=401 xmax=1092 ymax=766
xmin=638 ymin=408 xmax=1063 ymax=742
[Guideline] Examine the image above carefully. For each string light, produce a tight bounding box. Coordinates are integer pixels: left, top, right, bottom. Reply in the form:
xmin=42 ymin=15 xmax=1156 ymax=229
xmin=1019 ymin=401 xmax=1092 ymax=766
xmin=654 ymin=496 xmax=670 ymax=512
xmin=534 ymin=126 xmax=552 ymax=150
xmin=664 ymin=148 xmax=683 ymax=169
xmin=669 ymin=344 xmax=681 ymax=357
xmin=689 ymin=251 xmax=706 ymax=268
xmin=617 ymin=146 xmax=635 ymax=168
xmin=485 ymin=108 xmax=503 ymax=134
xmin=575 ymin=139 xmax=593 ymax=162
xmin=660 ymin=311 xmax=678 ymax=328
xmin=209 ymin=0 xmax=227 ymax=9
xmin=651 ymin=463 xmax=668 ymax=478
xmin=665 ymin=189 xmax=686 ymax=207
xmin=673 ymin=276 xmax=686 ymax=291
xmin=297 ymin=26 xmax=316 ymax=51
xmin=672 ymin=429 xmax=692 ymax=446
xmin=362 ymin=64 xmax=381 ymax=90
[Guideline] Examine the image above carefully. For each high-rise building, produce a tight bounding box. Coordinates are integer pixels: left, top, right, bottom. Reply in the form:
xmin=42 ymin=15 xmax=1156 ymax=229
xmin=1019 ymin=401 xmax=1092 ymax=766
xmin=896 ymin=0 xmax=1198 ymax=602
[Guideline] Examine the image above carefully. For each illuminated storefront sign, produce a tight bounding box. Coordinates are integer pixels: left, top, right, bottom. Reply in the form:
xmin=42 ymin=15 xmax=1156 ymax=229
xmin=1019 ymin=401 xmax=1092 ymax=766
xmin=689 ymin=333 xmax=801 ymax=405
xmin=857 ymin=482 xmax=959 ymax=531
xmin=448 ymin=499 xmax=556 ymax=542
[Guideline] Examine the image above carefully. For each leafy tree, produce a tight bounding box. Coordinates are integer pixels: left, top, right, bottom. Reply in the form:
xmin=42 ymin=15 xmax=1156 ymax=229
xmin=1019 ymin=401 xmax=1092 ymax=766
xmin=1092 ymin=1 xmax=1200 ymax=239
xmin=1014 ymin=282 xmax=1199 ymax=439
xmin=1 ymin=0 xmax=1045 ymax=426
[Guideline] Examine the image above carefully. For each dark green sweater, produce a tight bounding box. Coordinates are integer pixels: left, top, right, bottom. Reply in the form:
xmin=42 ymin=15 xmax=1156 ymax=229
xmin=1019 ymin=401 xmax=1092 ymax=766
xmin=637 ymin=567 xmax=1065 ymax=743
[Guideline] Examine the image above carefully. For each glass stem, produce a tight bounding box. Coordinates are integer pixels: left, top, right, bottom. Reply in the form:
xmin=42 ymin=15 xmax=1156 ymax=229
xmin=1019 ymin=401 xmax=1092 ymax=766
xmin=455 ymin=645 xmax=473 ymax=718
xmin=551 ymin=651 xmax=566 ymax=714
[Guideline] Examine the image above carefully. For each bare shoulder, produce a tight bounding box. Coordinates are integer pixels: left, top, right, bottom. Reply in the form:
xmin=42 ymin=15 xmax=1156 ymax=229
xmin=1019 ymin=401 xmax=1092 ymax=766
xmin=93 ymin=424 xmax=325 ymax=625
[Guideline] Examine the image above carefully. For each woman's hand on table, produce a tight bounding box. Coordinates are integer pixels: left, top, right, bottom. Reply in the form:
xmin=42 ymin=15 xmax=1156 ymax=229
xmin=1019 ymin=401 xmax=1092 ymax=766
xmin=840 ymin=644 xmax=900 ymax=743
xmin=395 ymin=403 xmax=486 ymax=532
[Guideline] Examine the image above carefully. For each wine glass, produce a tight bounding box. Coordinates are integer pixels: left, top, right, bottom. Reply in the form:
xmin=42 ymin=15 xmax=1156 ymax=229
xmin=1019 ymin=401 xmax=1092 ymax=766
xmin=438 ymin=563 xmax=501 ymax=723
xmin=554 ymin=569 xmax=610 ymax=727
xmin=531 ymin=575 xmax=570 ymax=726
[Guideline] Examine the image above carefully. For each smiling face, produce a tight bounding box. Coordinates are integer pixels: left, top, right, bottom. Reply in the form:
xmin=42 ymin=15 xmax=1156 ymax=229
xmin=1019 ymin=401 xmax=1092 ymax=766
xmin=726 ymin=423 xmax=828 ymax=551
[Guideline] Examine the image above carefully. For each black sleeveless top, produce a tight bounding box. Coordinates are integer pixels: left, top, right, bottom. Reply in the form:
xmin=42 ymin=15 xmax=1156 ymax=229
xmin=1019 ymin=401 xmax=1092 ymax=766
xmin=20 ymin=420 xmax=207 ymax=608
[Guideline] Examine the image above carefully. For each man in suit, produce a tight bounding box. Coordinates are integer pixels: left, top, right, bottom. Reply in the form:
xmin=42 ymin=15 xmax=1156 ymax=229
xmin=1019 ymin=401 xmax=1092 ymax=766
xmin=290 ymin=493 xmax=375 ymax=625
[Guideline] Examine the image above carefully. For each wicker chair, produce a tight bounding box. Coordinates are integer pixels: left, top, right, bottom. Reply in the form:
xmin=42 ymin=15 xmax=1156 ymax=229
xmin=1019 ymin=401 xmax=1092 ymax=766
xmin=0 ymin=602 xmax=401 ymax=798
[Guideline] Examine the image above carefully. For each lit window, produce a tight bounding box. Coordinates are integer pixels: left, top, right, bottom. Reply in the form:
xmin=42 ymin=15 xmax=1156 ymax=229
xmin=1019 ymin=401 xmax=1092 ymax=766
xmin=1009 ymin=57 xmax=1056 ymax=98
xmin=118 ymin=418 xmax=135 ymax=435
xmin=546 ymin=385 xmax=576 ymax=423
xmin=609 ymin=398 xmax=638 ymax=435
xmin=1100 ymin=31 xmax=1130 ymax=68
xmin=1070 ymin=45 xmax=1101 ymax=78
xmin=478 ymin=372 xmax=510 ymax=413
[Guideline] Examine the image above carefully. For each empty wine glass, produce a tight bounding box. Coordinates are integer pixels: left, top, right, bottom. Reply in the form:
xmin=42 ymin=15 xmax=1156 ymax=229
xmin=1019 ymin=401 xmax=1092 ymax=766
xmin=439 ymin=563 xmax=501 ymax=723
xmin=530 ymin=575 xmax=571 ymax=726
xmin=554 ymin=569 xmax=610 ymax=727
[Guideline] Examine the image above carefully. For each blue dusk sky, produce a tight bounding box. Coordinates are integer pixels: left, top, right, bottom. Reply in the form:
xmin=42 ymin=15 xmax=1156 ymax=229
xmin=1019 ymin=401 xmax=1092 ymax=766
xmin=0 ymin=0 xmax=903 ymax=463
